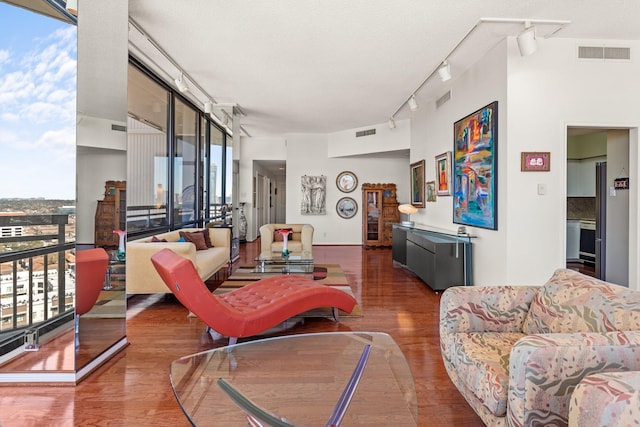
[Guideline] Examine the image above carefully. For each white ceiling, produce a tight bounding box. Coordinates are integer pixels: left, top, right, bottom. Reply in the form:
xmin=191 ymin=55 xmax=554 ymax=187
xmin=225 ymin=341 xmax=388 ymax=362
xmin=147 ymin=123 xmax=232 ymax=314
xmin=128 ymin=0 xmax=640 ymax=138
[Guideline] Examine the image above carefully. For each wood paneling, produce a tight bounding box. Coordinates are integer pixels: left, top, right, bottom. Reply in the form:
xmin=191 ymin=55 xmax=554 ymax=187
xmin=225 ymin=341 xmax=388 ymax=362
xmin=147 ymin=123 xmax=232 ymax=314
xmin=0 ymin=240 xmax=483 ymax=426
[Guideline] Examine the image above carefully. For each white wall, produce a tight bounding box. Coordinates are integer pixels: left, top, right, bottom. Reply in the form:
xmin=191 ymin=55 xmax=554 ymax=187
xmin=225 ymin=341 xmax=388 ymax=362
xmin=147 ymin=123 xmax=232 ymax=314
xmin=284 ymin=133 xmax=409 ymax=245
xmin=328 ymin=118 xmax=410 ymax=157
xmin=409 ymin=40 xmax=508 ymax=285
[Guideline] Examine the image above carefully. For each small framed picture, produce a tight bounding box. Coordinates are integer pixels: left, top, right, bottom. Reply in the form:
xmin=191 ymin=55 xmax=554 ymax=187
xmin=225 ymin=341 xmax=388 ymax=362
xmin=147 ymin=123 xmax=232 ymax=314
xmin=410 ymin=160 xmax=425 ymax=208
xmin=435 ymin=151 xmax=452 ymax=196
xmin=336 ymin=171 xmax=358 ymax=193
xmin=336 ymin=197 xmax=358 ymax=219
xmin=426 ymin=181 xmax=437 ymax=202
xmin=521 ymin=152 xmax=551 ymax=172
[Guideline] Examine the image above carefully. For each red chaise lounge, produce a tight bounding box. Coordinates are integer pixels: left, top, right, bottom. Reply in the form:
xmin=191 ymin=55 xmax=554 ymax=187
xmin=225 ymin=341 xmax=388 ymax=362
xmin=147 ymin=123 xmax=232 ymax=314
xmin=150 ymin=248 xmax=357 ymax=344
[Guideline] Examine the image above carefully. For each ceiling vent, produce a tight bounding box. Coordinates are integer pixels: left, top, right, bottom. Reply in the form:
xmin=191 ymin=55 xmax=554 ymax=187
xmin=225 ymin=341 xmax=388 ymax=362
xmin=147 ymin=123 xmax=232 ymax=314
xmin=578 ymin=46 xmax=631 ymax=60
xmin=436 ymin=91 xmax=451 ymax=109
xmin=111 ymin=124 xmax=127 ymax=132
xmin=356 ymin=128 xmax=376 ymax=138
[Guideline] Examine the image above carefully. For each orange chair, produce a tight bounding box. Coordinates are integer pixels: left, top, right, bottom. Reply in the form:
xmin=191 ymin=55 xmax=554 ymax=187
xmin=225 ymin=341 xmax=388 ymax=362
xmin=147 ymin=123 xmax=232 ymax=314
xmin=150 ymin=248 xmax=357 ymax=344
xmin=75 ymin=248 xmax=109 ymax=337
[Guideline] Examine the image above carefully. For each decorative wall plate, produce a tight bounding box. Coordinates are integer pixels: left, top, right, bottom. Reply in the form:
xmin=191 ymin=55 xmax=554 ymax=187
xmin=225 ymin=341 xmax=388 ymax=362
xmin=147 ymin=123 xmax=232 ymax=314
xmin=336 ymin=197 xmax=358 ymax=219
xmin=336 ymin=171 xmax=358 ymax=193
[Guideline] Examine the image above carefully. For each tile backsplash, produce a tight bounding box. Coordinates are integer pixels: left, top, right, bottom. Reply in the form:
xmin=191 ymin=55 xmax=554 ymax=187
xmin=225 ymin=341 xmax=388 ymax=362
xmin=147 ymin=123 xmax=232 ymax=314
xmin=567 ymin=197 xmax=596 ymax=220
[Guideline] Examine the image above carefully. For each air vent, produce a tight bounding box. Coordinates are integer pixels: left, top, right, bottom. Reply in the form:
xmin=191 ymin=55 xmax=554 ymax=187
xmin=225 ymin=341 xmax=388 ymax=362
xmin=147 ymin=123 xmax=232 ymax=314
xmin=578 ymin=46 xmax=630 ymax=60
xmin=436 ymin=90 xmax=451 ymax=109
xmin=111 ymin=124 xmax=127 ymax=132
xmin=356 ymin=128 xmax=376 ymax=137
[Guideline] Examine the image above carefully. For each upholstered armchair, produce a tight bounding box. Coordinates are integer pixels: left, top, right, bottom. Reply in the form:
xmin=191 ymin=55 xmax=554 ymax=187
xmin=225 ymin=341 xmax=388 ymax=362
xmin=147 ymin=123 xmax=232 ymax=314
xmin=259 ymin=224 xmax=314 ymax=256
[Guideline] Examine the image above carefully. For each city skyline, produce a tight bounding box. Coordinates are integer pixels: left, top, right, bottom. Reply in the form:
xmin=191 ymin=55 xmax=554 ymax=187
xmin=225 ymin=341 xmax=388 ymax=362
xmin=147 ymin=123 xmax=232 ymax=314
xmin=0 ymin=4 xmax=77 ymax=200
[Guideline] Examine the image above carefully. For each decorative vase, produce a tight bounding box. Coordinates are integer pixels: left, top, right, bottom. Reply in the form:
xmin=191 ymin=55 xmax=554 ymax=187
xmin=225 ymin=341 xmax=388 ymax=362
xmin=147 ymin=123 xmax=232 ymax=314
xmin=114 ymin=229 xmax=126 ymax=261
xmin=281 ymin=233 xmax=290 ymax=257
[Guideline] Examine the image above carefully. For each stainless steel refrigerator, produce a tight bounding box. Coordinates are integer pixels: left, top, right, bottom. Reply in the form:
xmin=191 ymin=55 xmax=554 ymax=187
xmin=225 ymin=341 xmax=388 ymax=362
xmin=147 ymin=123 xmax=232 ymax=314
xmin=595 ymin=162 xmax=607 ymax=279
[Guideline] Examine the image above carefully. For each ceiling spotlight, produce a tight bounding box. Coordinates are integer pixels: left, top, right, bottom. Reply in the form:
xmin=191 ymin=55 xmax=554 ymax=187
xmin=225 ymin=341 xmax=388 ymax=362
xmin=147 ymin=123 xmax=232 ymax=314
xmin=517 ymin=25 xmax=537 ymax=56
xmin=65 ymin=0 xmax=77 ymax=15
xmin=408 ymin=95 xmax=418 ymax=112
xmin=174 ymin=74 xmax=189 ymax=93
xmin=388 ymin=118 xmax=396 ymax=129
xmin=438 ymin=61 xmax=452 ymax=82
xmin=204 ymin=100 xmax=214 ymax=114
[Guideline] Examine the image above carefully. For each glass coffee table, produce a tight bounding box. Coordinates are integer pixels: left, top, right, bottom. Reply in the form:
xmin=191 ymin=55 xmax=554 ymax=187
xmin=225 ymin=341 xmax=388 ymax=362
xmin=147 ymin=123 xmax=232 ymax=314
xmin=169 ymin=332 xmax=418 ymax=426
xmin=255 ymin=251 xmax=314 ymax=274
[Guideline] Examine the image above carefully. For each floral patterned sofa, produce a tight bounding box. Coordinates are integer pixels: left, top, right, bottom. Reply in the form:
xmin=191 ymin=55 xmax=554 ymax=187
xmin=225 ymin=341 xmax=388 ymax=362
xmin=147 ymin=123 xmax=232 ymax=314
xmin=439 ymin=268 xmax=640 ymax=427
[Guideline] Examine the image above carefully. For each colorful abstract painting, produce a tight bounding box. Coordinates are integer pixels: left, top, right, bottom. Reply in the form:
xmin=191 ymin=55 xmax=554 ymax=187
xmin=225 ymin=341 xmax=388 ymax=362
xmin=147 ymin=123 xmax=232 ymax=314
xmin=453 ymin=101 xmax=498 ymax=230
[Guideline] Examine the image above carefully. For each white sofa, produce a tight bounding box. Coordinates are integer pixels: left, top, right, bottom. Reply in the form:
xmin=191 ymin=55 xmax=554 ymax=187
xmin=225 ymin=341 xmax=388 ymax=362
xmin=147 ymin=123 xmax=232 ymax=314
xmin=259 ymin=223 xmax=314 ymax=256
xmin=126 ymin=228 xmax=231 ymax=294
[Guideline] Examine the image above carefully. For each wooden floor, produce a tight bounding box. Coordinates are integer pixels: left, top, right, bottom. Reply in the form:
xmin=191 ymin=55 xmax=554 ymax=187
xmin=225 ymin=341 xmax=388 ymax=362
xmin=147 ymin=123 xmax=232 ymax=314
xmin=0 ymin=241 xmax=484 ymax=427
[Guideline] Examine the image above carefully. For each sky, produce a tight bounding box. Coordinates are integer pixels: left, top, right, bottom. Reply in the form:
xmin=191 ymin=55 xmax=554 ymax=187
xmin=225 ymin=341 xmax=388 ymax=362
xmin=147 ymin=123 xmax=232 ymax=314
xmin=0 ymin=4 xmax=77 ymax=200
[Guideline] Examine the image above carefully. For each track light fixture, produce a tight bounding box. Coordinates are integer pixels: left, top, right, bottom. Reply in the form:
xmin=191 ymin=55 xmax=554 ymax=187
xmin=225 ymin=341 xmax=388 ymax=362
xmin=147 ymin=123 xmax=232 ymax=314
xmin=517 ymin=24 xmax=537 ymax=56
xmin=174 ymin=74 xmax=189 ymax=93
xmin=204 ymin=100 xmax=214 ymax=114
xmin=65 ymin=0 xmax=77 ymax=15
xmin=438 ymin=61 xmax=452 ymax=82
xmin=388 ymin=118 xmax=396 ymax=129
xmin=408 ymin=95 xmax=418 ymax=112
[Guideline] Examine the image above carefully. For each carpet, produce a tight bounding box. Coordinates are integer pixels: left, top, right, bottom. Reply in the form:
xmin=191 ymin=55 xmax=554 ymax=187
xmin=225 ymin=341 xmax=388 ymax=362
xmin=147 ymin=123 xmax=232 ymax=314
xmin=216 ymin=263 xmax=362 ymax=317
xmin=82 ymin=291 xmax=126 ymax=318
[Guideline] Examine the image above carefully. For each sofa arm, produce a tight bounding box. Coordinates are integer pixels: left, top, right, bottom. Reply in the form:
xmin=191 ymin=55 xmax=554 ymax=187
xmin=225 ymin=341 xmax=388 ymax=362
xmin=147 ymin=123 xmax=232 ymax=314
xmin=507 ymin=331 xmax=640 ymax=427
xmin=126 ymin=241 xmax=197 ymax=294
xmin=208 ymin=227 xmax=231 ymax=248
xmin=569 ymin=371 xmax=640 ymax=427
xmin=259 ymin=224 xmax=275 ymax=254
xmin=300 ymin=224 xmax=314 ymax=253
xmin=440 ymin=285 xmax=538 ymax=336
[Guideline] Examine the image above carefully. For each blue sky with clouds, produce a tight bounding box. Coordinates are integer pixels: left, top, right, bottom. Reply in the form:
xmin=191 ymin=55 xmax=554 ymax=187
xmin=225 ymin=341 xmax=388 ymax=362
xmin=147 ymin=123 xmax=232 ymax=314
xmin=0 ymin=4 xmax=77 ymax=199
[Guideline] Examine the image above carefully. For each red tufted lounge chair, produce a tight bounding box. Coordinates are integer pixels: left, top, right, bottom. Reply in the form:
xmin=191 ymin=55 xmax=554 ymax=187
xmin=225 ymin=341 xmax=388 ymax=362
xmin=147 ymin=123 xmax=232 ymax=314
xmin=150 ymin=248 xmax=357 ymax=344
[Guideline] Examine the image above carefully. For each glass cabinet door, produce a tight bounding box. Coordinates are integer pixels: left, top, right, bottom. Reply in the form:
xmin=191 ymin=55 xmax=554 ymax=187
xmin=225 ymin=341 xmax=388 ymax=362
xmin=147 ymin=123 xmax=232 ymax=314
xmin=365 ymin=190 xmax=381 ymax=242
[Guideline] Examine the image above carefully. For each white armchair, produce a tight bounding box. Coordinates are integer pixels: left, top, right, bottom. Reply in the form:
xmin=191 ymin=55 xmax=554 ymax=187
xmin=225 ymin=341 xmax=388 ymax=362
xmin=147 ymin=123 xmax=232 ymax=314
xmin=259 ymin=224 xmax=314 ymax=256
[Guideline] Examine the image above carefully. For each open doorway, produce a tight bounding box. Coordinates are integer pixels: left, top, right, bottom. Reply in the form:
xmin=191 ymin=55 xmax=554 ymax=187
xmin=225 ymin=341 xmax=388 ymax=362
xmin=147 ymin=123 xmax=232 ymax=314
xmin=566 ymin=127 xmax=630 ymax=286
xmin=252 ymin=160 xmax=286 ymax=238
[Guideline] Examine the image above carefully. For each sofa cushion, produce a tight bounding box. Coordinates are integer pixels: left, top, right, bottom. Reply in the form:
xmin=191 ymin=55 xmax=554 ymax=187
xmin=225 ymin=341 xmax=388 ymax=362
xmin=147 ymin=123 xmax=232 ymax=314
xmin=179 ymin=231 xmax=208 ymax=251
xmin=450 ymin=331 xmax=526 ymax=416
xmin=523 ymin=269 xmax=640 ymax=334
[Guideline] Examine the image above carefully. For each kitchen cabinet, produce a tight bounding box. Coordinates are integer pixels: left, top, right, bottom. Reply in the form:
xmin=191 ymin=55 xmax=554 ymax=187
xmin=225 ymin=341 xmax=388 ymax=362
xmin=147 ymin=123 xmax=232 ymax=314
xmin=566 ymin=219 xmax=580 ymax=260
xmin=567 ymin=159 xmax=596 ymax=197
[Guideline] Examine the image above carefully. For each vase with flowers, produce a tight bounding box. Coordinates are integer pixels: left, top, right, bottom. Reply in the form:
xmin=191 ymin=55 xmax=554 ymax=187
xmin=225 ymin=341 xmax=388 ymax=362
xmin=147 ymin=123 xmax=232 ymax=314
xmin=113 ymin=229 xmax=126 ymax=261
xmin=275 ymin=228 xmax=292 ymax=258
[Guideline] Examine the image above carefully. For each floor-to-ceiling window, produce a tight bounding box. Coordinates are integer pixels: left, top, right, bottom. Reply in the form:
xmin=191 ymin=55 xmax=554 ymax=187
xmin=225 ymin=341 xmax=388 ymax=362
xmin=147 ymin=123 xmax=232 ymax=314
xmin=208 ymin=123 xmax=225 ymax=222
xmin=173 ymin=98 xmax=198 ymax=227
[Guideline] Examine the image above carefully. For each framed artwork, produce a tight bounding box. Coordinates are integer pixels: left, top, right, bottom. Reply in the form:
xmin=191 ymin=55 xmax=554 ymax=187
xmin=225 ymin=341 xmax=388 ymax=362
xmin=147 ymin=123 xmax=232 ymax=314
xmin=336 ymin=171 xmax=358 ymax=193
xmin=336 ymin=197 xmax=358 ymax=219
xmin=435 ymin=151 xmax=452 ymax=196
xmin=426 ymin=181 xmax=437 ymax=202
xmin=521 ymin=152 xmax=550 ymax=172
xmin=453 ymin=101 xmax=498 ymax=230
xmin=410 ymin=160 xmax=425 ymax=208
xmin=301 ymin=175 xmax=326 ymax=215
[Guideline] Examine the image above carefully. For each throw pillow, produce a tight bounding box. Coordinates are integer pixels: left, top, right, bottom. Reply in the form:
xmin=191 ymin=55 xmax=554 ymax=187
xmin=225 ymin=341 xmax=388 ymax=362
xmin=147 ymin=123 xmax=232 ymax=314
xmin=200 ymin=229 xmax=214 ymax=248
xmin=150 ymin=236 xmax=168 ymax=242
xmin=177 ymin=236 xmax=186 ymax=242
xmin=179 ymin=231 xmax=208 ymax=251
xmin=274 ymin=228 xmax=293 ymax=242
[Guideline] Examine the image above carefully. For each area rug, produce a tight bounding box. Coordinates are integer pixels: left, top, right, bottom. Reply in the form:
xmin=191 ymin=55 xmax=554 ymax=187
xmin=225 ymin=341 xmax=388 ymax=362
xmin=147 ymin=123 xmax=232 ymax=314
xmin=215 ymin=263 xmax=362 ymax=317
xmin=82 ymin=291 xmax=126 ymax=318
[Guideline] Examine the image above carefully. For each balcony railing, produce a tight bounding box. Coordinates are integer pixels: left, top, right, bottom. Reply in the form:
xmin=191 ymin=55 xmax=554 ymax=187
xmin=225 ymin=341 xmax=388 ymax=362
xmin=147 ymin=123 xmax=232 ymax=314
xmin=0 ymin=214 xmax=74 ymax=356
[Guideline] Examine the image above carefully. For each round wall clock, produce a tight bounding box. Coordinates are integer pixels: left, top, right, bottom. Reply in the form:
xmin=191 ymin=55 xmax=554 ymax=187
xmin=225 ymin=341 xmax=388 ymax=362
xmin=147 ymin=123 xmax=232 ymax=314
xmin=336 ymin=171 xmax=358 ymax=193
xmin=336 ymin=197 xmax=358 ymax=219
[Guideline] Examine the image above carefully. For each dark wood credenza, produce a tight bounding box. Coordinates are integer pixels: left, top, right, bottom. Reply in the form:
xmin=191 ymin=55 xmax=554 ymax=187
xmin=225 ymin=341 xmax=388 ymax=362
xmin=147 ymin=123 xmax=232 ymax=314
xmin=392 ymin=224 xmax=473 ymax=292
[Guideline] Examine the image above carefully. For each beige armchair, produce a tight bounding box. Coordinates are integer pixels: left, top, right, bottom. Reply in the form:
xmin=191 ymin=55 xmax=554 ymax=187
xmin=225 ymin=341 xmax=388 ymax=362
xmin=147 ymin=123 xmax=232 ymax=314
xmin=259 ymin=224 xmax=314 ymax=256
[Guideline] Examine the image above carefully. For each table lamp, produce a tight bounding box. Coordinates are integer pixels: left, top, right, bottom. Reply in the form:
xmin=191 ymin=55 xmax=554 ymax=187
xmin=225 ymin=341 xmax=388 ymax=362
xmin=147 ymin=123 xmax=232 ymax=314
xmin=398 ymin=204 xmax=418 ymax=227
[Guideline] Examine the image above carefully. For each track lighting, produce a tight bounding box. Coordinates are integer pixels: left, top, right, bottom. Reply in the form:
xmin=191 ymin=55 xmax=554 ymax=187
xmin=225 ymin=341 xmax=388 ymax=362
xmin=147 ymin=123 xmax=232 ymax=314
xmin=204 ymin=100 xmax=214 ymax=114
xmin=388 ymin=118 xmax=396 ymax=129
xmin=174 ymin=74 xmax=189 ymax=93
xmin=438 ymin=61 xmax=452 ymax=82
xmin=408 ymin=95 xmax=418 ymax=112
xmin=65 ymin=0 xmax=77 ymax=15
xmin=517 ymin=24 xmax=537 ymax=56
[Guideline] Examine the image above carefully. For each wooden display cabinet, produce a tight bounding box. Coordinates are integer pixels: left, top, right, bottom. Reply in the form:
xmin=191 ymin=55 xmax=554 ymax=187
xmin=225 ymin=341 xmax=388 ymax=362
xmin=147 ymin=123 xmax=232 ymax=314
xmin=95 ymin=180 xmax=126 ymax=247
xmin=362 ymin=183 xmax=399 ymax=247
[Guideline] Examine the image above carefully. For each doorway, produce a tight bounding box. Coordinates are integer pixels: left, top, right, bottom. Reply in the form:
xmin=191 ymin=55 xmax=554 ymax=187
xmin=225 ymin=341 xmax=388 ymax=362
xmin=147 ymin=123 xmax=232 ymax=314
xmin=566 ymin=127 xmax=630 ymax=285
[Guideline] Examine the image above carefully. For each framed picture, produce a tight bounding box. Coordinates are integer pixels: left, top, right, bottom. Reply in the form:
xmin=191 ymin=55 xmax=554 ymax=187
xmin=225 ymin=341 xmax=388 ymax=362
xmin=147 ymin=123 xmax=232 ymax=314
xmin=453 ymin=101 xmax=498 ymax=230
xmin=336 ymin=197 xmax=358 ymax=219
xmin=336 ymin=171 xmax=358 ymax=193
xmin=410 ymin=160 xmax=425 ymax=208
xmin=426 ymin=181 xmax=437 ymax=202
xmin=435 ymin=151 xmax=452 ymax=196
xmin=521 ymin=152 xmax=550 ymax=172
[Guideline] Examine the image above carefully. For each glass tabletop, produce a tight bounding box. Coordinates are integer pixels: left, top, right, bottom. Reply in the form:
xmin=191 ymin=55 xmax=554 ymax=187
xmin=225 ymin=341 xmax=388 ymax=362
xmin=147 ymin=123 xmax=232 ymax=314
xmin=257 ymin=251 xmax=314 ymax=264
xmin=169 ymin=332 xmax=418 ymax=426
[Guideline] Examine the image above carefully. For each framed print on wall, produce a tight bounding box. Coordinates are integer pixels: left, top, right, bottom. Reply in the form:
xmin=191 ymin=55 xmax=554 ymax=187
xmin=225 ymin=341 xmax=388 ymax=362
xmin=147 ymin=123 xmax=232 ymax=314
xmin=336 ymin=171 xmax=358 ymax=193
xmin=435 ymin=151 xmax=452 ymax=196
xmin=521 ymin=152 xmax=550 ymax=172
xmin=426 ymin=181 xmax=437 ymax=202
xmin=336 ymin=197 xmax=358 ymax=219
xmin=410 ymin=160 xmax=425 ymax=208
xmin=453 ymin=101 xmax=498 ymax=230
